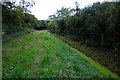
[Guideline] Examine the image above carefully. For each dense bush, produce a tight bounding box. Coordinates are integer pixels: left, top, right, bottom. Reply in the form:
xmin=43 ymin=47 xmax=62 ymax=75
xmin=34 ymin=20 xmax=48 ymax=30
xmin=2 ymin=4 xmax=23 ymax=34
xmin=2 ymin=1 xmax=47 ymax=35
xmin=48 ymin=2 xmax=120 ymax=51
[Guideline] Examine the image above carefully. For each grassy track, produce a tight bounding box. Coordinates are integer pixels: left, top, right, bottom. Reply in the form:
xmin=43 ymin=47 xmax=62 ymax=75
xmin=2 ymin=30 xmax=119 ymax=78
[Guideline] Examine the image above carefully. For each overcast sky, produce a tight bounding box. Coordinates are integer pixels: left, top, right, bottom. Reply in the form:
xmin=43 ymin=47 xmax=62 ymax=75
xmin=30 ymin=0 xmax=105 ymax=20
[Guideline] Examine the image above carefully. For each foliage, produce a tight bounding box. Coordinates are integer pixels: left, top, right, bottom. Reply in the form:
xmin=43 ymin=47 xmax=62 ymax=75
xmin=2 ymin=1 xmax=39 ymax=35
xmin=48 ymin=2 xmax=120 ymax=51
xmin=34 ymin=20 xmax=48 ymax=30
xmin=2 ymin=4 xmax=23 ymax=34
xmin=2 ymin=27 xmax=35 ymax=44
xmin=22 ymin=13 xmax=37 ymax=28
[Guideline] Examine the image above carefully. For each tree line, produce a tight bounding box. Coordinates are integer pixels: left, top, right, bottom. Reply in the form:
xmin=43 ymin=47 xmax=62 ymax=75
xmin=2 ymin=1 xmax=47 ymax=35
xmin=48 ymin=2 xmax=120 ymax=52
xmin=2 ymin=1 xmax=120 ymax=52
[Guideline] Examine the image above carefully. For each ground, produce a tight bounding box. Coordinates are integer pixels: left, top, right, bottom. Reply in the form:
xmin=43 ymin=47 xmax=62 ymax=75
xmin=2 ymin=30 xmax=119 ymax=78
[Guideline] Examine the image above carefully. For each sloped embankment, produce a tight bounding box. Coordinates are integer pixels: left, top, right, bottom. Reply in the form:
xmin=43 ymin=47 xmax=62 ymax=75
xmin=2 ymin=30 xmax=119 ymax=78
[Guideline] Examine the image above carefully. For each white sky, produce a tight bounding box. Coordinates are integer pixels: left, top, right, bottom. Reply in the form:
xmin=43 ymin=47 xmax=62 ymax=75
xmin=30 ymin=0 xmax=105 ymax=20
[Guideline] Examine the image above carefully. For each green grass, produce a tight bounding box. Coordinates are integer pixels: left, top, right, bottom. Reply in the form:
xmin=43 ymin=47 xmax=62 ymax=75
xmin=2 ymin=30 xmax=120 ymax=78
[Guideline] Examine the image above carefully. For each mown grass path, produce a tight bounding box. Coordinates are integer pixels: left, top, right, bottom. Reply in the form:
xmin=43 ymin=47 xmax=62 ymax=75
xmin=2 ymin=30 xmax=119 ymax=78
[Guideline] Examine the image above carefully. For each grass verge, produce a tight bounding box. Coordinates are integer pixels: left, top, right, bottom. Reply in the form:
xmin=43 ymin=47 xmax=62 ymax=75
xmin=55 ymin=34 xmax=119 ymax=76
xmin=2 ymin=30 xmax=120 ymax=78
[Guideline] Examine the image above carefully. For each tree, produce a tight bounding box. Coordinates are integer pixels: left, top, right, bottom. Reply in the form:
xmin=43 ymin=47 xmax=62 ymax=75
xmin=18 ymin=0 xmax=35 ymax=13
xmin=2 ymin=0 xmax=36 ymax=34
xmin=48 ymin=2 xmax=120 ymax=50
